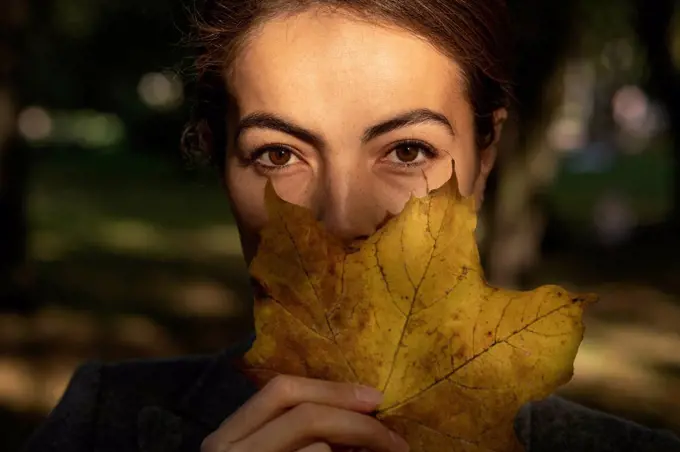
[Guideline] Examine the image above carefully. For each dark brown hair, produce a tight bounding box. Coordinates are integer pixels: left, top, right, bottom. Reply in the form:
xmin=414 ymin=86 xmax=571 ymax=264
xmin=182 ymin=0 xmax=513 ymax=169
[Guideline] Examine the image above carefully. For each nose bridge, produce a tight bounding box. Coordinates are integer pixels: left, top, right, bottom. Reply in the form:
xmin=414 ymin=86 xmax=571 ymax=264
xmin=316 ymin=157 xmax=377 ymax=241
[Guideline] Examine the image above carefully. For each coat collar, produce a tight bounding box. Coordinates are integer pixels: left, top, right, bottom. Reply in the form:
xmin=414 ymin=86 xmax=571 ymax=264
xmin=136 ymin=334 xmax=259 ymax=452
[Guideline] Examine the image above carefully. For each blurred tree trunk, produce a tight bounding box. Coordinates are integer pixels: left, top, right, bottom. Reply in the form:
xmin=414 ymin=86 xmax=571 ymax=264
xmin=0 ymin=0 xmax=30 ymax=310
xmin=633 ymin=0 xmax=680 ymax=228
xmin=482 ymin=0 xmax=576 ymax=288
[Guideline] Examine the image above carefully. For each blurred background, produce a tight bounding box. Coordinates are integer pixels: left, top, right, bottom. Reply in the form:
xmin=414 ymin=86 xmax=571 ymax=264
xmin=1 ymin=0 xmax=679 ymax=449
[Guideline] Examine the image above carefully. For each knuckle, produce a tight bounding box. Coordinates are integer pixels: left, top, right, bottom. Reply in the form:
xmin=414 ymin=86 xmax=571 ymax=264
xmin=266 ymin=374 xmax=297 ymax=402
xmin=200 ymin=434 xmax=220 ymax=452
xmin=373 ymin=418 xmax=394 ymax=437
xmin=291 ymin=402 xmax=326 ymax=431
xmin=355 ymin=416 xmax=390 ymax=442
xmin=315 ymin=443 xmax=333 ymax=452
xmin=267 ymin=374 xmax=294 ymax=396
xmin=200 ymin=433 xmax=237 ymax=452
xmin=302 ymin=442 xmax=332 ymax=452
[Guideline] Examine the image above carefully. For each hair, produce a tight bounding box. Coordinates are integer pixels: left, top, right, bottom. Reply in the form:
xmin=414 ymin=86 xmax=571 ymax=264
xmin=182 ymin=0 xmax=513 ymax=170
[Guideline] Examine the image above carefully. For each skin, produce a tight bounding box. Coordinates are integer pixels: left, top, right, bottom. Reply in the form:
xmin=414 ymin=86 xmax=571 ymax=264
xmin=203 ymin=8 xmax=506 ymax=452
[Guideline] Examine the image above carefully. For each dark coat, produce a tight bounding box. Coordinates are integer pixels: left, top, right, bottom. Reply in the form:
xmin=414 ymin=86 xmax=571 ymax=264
xmin=23 ymin=339 xmax=680 ymax=452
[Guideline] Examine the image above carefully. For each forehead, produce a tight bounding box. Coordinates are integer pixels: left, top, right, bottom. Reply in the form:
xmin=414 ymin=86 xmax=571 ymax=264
xmin=228 ymin=9 xmax=470 ymax=125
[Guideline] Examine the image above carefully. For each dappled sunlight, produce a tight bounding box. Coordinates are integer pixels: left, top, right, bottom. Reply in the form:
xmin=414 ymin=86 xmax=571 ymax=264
xmin=0 ymin=308 xmax=182 ymax=357
xmin=31 ymin=231 xmax=72 ymax=262
xmin=30 ymin=220 xmax=244 ymax=262
xmin=0 ymin=313 xmax=30 ymax=345
xmin=192 ymin=225 xmax=247 ymax=257
xmin=2 ymin=284 xmax=680 ymax=437
xmin=16 ymin=136 xmax=680 ymax=442
xmin=0 ymin=357 xmax=50 ymax=413
xmin=169 ymin=280 xmax=245 ymax=318
xmin=0 ymin=307 xmax=185 ymax=415
xmin=113 ymin=315 xmax=180 ymax=355
xmin=587 ymin=284 xmax=680 ymax=333
xmin=573 ymin=340 xmax=661 ymax=393
xmin=598 ymin=325 xmax=680 ymax=365
xmin=0 ymin=356 xmax=81 ymax=413
xmin=97 ymin=219 xmax=165 ymax=253
xmin=0 ymin=309 xmax=100 ymax=349
xmin=0 ymin=262 xmax=253 ymax=419
xmin=559 ymin=285 xmax=680 ymax=430
xmin=32 ymin=308 xmax=99 ymax=346
xmin=0 ymin=354 xmax=100 ymax=414
xmin=29 ymin=252 xmax=251 ymax=320
xmin=97 ymin=223 xmax=244 ymax=259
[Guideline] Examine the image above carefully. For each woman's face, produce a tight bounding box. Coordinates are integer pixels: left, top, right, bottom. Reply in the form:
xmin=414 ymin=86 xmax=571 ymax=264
xmin=224 ymin=9 xmax=502 ymax=263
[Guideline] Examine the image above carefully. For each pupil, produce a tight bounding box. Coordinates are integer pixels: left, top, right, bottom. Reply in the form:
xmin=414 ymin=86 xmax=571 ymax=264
xmin=396 ymin=146 xmax=419 ymax=162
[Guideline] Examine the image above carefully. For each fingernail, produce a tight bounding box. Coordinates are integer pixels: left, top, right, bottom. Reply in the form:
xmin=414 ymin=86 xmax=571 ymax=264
xmin=353 ymin=385 xmax=383 ymax=404
xmin=390 ymin=430 xmax=410 ymax=452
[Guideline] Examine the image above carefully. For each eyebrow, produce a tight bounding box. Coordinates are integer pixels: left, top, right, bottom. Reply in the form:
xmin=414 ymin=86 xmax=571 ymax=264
xmin=234 ymin=108 xmax=456 ymax=148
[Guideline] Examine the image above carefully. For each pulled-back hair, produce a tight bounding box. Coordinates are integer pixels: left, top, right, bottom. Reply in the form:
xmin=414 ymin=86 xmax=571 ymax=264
xmin=182 ymin=0 xmax=513 ymax=169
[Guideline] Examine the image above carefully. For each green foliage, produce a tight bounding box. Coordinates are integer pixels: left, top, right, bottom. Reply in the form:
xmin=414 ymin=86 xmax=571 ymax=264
xmin=549 ymin=145 xmax=673 ymax=230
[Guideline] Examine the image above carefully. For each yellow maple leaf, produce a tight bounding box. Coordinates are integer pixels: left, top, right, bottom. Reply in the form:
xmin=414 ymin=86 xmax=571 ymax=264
xmin=239 ymin=172 xmax=596 ymax=452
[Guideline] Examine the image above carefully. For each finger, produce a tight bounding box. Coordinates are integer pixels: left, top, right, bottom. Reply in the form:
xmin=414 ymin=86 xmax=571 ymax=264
xmin=296 ymin=442 xmax=332 ymax=452
xmin=333 ymin=446 xmax=370 ymax=452
xmin=236 ymin=402 xmax=409 ymax=452
xmin=215 ymin=375 xmax=384 ymax=443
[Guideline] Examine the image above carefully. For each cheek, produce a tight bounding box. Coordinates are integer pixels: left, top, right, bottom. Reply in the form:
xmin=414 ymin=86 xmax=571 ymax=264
xmin=225 ymin=165 xmax=267 ymax=232
xmin=271 ymin=175 xmax=317 ymax=209
xmin=370 ymin=159 xmax=453 ymax=217
xmin=225 ymin=160 xmax=316 ymax=232
xmin=452 ymin=147 xmax=478 ymax=197
xmin=372 ymin=147 xmax=477 ymax=218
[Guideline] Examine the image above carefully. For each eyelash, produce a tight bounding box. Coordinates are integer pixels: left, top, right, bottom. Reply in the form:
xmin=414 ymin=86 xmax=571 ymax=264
xmin=247 ymin=139 xmax=440 ymax=173
xmin=387 ymin=139 xmax=439 ymax=168
xmin=245 ymin=144 xmax=297 ymax=173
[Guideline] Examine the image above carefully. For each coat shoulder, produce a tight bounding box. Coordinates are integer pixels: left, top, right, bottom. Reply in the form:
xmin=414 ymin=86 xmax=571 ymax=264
xmin=516 ymin=395 xmax=680 ymax=452
xmin=23 ymin=354 xmax=215 ymax=452
xmin=99 ymin=353 xmax=215 ymax=411
xmin=23 ymin=361 xmax=104 ymax=452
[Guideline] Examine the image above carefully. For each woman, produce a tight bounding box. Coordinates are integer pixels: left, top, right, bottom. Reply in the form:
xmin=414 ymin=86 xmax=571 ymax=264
xmin=24 ymin=0 xmax=680 ymax=451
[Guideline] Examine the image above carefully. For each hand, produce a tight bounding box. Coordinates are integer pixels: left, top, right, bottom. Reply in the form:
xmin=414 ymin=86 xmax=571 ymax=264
xmin=200 ymin=374 xmax=410 ymax=452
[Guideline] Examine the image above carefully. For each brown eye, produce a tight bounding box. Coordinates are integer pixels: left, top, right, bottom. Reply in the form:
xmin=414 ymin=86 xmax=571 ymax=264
xmin=382 ymin=141 xmax=437 ymax=168
xmin=253 ymin=146 xmax=301 ymax=171
xmin=394 ymin=144 xmax=421 ymax=163
xmin=267 ymin=148 xmax=292 ymax=166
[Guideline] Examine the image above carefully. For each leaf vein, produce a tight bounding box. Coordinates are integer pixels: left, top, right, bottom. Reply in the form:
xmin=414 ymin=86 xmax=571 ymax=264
xmin=381 ymin=195 xmax=452 ymax=392
xmin=281 ymin=219 xmax=359 ymax=381
xmin=374 ymin=243 xmax=407 ymax=317
xmin=381 ymin=301 xmax=576 ymax=413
